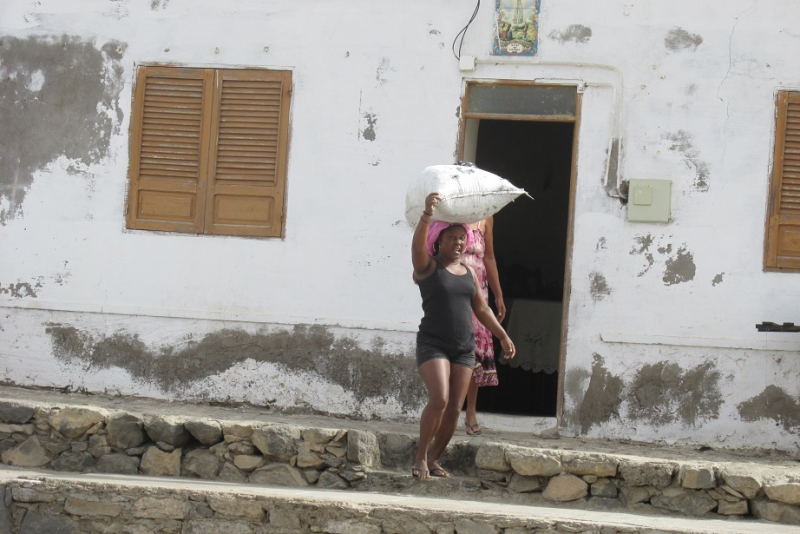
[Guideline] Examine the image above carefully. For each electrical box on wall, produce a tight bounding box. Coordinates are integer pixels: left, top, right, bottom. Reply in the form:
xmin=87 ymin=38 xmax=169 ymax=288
xmin=627 ymin=179 xmax=671 ymax=223
xmin=459 ymin=55 xmax=476 ymax=71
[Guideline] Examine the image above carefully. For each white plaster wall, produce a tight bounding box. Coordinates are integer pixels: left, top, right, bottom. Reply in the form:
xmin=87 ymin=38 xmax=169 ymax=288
xmin=0 ymin=0 xmax=469 ymax=332
xmin=0 ymin=0 xmax=798 ymax=450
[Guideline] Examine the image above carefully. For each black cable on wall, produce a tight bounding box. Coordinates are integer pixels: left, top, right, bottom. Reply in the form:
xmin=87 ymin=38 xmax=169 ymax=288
xmin=452 ymin=0 xmax=481 ymax=61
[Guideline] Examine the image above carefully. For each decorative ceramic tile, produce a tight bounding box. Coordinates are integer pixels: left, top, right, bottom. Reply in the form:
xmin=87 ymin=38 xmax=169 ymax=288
xmin=493 ymin=0 xmax=540 ymax=56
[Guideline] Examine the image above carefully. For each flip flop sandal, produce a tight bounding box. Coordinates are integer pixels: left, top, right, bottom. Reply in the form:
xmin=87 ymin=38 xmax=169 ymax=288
xmin=465 ymin=422 xmax=483 ymax=436
xmin=411 ymin=467 xmax=430 ymax=479
xmin=430 ymin=467 xmax=450 ymax=478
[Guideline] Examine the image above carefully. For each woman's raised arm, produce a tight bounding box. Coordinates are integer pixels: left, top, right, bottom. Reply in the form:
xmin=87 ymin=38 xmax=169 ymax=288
xmin=412 ymin=192 xmax=440 ymax=275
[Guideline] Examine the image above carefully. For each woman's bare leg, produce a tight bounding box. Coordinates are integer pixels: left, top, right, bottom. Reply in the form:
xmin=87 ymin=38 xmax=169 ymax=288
xmin=464 ymin=378 xmax=479 ymax=431
xmin=428 ymin=363 xmax=473 ymax=468
xmin=413 ymin=358 xmax=450 ymax=474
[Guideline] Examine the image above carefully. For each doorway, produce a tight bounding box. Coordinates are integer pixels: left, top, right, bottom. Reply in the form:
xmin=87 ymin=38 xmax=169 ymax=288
xmin=472 ymin=119 xmax=574 ymax=417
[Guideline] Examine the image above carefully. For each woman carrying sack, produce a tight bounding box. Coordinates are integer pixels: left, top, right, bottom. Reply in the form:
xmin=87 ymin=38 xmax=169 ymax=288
xmin=410 ymin=192 xmax=515 ymax=479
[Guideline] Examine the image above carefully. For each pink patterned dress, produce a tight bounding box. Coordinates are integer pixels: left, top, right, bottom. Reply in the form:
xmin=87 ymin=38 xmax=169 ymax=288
xmin=462 ymin=226 xmax=499 ymax=387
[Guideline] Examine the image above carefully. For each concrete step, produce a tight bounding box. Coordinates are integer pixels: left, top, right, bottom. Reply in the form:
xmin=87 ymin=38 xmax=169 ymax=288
xmin=0 ymin=385 xmax=798 ymax=531
xmin=1 ymin=466 xmax=798 ymax=534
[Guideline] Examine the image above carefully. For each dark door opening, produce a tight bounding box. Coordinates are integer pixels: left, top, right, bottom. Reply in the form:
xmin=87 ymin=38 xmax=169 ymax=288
xmin=474 ymin=119 xmax=574 ymax=417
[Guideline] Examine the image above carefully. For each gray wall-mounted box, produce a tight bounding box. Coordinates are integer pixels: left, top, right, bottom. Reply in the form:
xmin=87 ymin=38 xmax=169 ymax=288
xmin=627 ymin=179 xmax=671 ymax=223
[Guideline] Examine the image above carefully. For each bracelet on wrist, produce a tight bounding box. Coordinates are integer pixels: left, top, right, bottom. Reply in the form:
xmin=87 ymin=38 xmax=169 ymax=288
xmin=422 ymin=211 xmax=433 ymax=217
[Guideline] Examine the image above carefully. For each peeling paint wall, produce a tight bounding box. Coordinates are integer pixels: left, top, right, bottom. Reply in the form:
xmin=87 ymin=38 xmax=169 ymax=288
xmin=738 ymin=385 xmax=800 ymax=433
xmin=44 ymin=322 xmax=424 ymax=413
xmin=3 ymin=309 xmax=420 ymax=420
xmin=0 ymin=35 xmax=125 ymax=224
xmin=0 ymin=0 xmax=799 ymax=451
xmin=578 ymin=355 xmax=623 ymax=433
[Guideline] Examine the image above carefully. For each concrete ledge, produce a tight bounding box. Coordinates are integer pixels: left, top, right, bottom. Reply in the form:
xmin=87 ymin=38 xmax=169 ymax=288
xmin=0 ymin=467 xmax=798 ymax=534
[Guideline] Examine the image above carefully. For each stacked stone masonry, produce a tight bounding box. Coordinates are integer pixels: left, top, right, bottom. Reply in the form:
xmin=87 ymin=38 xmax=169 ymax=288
xmin=0 ymin=400 xmax=797 ymax=530
xmin=5 ymin=473 xmax=784 ymax=534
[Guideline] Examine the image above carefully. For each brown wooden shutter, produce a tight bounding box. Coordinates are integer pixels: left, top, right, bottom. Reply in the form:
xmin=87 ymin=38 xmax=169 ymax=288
xmin=127 ymin=67 xmax=213 ymax=233
xmin=765 ymin=92 xmax=800 ymax=270
xmin=204 ymin=69 xmax=291 ymax=237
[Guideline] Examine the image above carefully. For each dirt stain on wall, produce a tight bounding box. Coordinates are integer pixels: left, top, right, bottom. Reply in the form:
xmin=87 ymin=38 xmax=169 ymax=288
xmin=376 ymin=57 xmax=391 ymax=85
xmin=45 ymin=324 xmax=424 ymax=414
xmin=0 ymin=280 xmax=42 ymax=298
xmin=589 ymin=272 xmax=611 ymax=301
xmin=630 ymin=234 xmax=655 ymax=276
xmin=0 ymin=36 xmax=126 ymax=224
xmin=578 ymin=354 xmax=623 ymax=433
xmin=628 ymin=361 xmax=721 ymax=427
xmin=663 ymin=246 xmax=696 ymax=285
xmin=664 ymin=130 xmax=710 ymax=191
xmin=664 ymin=28 xmax=703 ymax=52
xmin=549 ymin=25 xmax=592 ymax=44
xmin=564 ymin=367 xmax=591 ymax=429
xmin=596 ymin=237 xmax=607 ymax=251
xmin=737 ymin=385 xmax=800 ymax=433
xmin=361 ymin=112 xmax=377 ymax=141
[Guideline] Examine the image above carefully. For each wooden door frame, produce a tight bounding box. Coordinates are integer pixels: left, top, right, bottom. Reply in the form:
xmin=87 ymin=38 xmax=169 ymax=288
xmin=456 ymin=80 xmax=582 ymax=427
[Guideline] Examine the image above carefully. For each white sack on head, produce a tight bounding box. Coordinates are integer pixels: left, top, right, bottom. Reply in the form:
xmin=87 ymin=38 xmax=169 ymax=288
xmin=405 ymin=164 xmax=530 ymax=227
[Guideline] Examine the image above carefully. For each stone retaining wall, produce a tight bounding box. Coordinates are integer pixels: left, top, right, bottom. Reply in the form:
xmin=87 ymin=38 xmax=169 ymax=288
xmin=473 ymin=443 xmax=799 ymax=525
xmin=0 ymin=401 xmax=797 ymax=527
xmin=0 ymin=472 xmax=752 ymax=534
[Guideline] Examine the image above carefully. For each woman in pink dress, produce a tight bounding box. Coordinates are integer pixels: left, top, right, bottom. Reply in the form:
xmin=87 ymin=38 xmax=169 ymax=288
xmin=461 ymin=216 xmax=506 ymax=435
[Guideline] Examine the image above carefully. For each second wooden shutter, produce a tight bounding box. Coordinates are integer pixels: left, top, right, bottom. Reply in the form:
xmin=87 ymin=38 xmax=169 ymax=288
xmin=766 ymin=92 xmax=800 ymax=270
xmin=204 ymin=69 xmax=291 ymax=237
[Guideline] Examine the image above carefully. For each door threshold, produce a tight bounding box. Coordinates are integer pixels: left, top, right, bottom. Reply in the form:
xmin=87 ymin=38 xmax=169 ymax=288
xmin=466 ymin=413 xmax=558 ymax=434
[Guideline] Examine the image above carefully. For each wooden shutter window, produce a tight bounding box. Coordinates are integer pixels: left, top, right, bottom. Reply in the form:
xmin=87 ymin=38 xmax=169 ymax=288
xmin=127 ymin=67 xmax=213 ymax=233
xmin=205 ymin=70 xmax=290 ymax=237
xmin=765 ymin=91 xmax=800 ymax=271
xmin=126 ymin=66 xmax=290 ymax=238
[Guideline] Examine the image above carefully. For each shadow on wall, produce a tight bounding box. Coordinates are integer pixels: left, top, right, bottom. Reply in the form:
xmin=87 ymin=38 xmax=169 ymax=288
xmin=44 ymin=324 xmax=425 ymax=417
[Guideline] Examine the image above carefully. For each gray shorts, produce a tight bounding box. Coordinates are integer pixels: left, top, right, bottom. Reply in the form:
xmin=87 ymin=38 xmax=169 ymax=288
xmin=416 ymin=342 xmax=475 ymax=369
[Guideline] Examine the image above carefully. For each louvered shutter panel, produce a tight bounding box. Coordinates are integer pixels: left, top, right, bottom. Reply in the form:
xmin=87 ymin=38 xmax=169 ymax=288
xmin=766 ymin=92 xmax=800 ymax=270
xmin=204 ymin=69 xmax=291 ymax=237
xmin=127 ymin=67 xmax=213 ymax=233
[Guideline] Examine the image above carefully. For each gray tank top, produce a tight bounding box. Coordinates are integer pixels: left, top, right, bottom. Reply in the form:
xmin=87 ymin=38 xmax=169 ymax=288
xmin=417 ymin=258 xmax=476 ymax=353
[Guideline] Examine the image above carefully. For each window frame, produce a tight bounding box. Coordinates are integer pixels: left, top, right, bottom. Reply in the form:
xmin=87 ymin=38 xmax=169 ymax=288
xmin=764 ymin=90 xmax=800 ymax=272
xmin=125 ymin=64 xmax=292 ymax=239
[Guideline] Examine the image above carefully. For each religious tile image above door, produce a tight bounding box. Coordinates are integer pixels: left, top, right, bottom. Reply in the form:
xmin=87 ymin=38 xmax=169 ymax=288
xmin=493 ymin=0 xmax=541 ymax=56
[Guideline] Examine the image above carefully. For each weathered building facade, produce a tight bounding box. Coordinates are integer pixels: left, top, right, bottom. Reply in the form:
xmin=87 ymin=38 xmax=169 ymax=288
xmin=0 ymin=0 xmax=798 ymax=452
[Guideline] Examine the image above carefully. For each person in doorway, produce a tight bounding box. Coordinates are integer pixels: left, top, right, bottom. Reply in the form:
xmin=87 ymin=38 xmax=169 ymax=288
xmin=461 ymin=216 xmax=506 ymax=436
xmin=411 ymin=192 xmax=515 ymax=479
